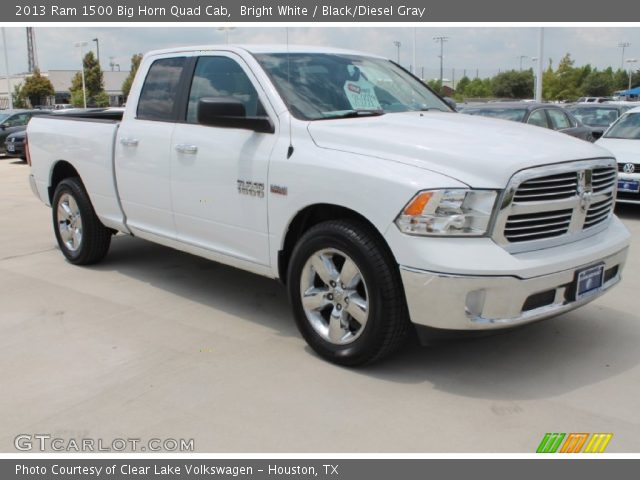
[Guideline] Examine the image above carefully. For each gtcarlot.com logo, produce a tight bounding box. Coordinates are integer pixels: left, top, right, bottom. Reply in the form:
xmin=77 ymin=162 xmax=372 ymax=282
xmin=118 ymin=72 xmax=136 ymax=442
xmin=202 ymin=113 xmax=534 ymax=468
xmin=536 ymin=432 xmax=613 ymax=453
xmin=14 ymin=434 xmax=195 ymax=452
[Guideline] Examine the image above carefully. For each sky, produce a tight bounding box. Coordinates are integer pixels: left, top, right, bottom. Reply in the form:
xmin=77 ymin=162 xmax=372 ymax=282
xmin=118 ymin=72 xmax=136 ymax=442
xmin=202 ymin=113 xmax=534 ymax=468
xmin=2 ymin=26 xmax=640 ymax=80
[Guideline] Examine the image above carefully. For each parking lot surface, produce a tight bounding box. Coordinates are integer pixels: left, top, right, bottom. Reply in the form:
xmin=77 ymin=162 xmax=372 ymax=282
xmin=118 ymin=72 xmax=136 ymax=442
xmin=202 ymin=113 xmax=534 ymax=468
xmin=1 ymin=158 xmax=639 ymax=453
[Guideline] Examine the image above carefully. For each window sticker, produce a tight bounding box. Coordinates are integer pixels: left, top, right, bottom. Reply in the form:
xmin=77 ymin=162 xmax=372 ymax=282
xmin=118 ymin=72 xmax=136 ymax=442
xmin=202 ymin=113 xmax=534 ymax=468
xmin=343 ymin=66 xmax=381 ymax=110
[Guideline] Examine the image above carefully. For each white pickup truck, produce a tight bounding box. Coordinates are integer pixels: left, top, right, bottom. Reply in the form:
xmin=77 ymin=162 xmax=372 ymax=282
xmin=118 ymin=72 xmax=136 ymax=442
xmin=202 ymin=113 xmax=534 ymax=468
xmin=27 ymin=45 xmax=630 ymax=366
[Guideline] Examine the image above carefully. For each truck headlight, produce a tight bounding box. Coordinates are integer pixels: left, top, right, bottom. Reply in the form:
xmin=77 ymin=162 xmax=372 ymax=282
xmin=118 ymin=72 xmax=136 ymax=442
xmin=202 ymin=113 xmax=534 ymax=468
xmin=395 ymin=189 xmax=498 ymax=236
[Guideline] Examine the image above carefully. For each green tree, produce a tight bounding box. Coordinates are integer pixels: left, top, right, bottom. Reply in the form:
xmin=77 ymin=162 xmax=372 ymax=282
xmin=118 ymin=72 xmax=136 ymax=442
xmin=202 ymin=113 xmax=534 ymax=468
xmin=491 ymin=70 xmax=534 ymax=99
xmin=69 ymin=51 xmax=107 ymax=107
xmin=545 ymin=54 xmax=581 ymax=101
xmin=122 ymin=53 xmax=143 ymax=100
xmin=464 ymin=78 xmax=492 ymax=98
xmin=581 ymin=70 xmax=614 ymax=97
xmin=455 ymin=76 xmax=471 ymax=95
xmin=426 ymin=79 xmax=443 ymax=95
xmin=20 ymin=68 xmax=55 ymax=107
xmin=12 ymin=84 xmax=29 ymax=108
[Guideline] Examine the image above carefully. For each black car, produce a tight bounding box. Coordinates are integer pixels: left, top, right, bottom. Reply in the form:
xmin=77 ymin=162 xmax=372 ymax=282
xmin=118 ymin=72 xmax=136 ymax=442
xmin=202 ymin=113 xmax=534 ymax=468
xmin=0 ymin=109 xmax=51 ymax=154
xmin=566 ymin=104 xmax=635 ymax=139
xmin=4 ymin=130 xmax=26 ymax=160
xmin=459 ymin=102 xmax=596 ymax=141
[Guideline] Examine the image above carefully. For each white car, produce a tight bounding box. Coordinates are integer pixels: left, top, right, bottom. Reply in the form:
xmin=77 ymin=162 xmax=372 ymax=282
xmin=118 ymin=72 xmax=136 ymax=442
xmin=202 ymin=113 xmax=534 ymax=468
xmin=596 ymin=106 xmax=640 ymax=204
xmin=26 ymin=45 xmax=630 ymax=365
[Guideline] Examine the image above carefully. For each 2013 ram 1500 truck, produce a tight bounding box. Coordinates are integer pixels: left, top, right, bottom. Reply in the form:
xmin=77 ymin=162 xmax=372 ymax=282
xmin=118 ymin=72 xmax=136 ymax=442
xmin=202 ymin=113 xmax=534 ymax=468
xmin=27 ymin=45 xmax=630 ymax=366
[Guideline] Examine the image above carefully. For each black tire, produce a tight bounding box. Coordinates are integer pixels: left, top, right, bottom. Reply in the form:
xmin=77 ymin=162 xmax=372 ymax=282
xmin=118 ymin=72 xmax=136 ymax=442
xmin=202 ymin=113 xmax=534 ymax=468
xmin=52 ymin=177 xmax=112 ymax=265
xmin=287 ymin=220 xmax=410 ymax=366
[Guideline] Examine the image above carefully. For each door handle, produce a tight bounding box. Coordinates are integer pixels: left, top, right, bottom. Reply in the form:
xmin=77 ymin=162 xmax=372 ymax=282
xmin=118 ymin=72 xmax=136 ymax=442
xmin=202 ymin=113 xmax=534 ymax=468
xmin=120 ymin=138 xmax=139 ymax=147
xmin=175 ymin=144 xmax=198 ymax=154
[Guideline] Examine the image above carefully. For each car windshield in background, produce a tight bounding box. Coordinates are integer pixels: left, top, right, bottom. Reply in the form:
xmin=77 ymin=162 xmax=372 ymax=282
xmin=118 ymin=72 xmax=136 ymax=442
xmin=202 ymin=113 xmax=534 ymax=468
xmin=254 ymin=53 xmax=450 ymax=120
xmin=461 ymin=108 xmax=527 ymax=122
xmin=569 ymin=107 xmax=620 ymax=127
xmin=605 ymin=112 xmax=640 ymax=140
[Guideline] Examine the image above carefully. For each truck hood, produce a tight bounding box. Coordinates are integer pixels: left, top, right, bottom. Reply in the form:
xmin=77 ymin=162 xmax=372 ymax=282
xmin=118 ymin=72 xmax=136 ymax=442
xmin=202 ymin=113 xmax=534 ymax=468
xmin=307 ymin=111 xmax=612 ymax=188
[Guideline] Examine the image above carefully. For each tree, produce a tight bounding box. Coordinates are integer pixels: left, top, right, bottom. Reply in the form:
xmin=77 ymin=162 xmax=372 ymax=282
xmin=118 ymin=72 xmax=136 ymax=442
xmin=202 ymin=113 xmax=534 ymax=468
xmin=464 ymin=78 xmax=492 ymax=98
xmin=122 ymin=53 xmax=143 ymax=100
xmin=455 ymin=76 xmax=471 ymax=95
xmin=12 ymin=84 xmax=29 ymax=108
xmin=20 ymin=68 xmax=55 ymax=107
xmin=581 ymin=70 xmax=614 ymax=97
xmin=491 ymin=70 xmax=534 ymax=99
xmin=69 ymin=51 xmax=107 ymax=107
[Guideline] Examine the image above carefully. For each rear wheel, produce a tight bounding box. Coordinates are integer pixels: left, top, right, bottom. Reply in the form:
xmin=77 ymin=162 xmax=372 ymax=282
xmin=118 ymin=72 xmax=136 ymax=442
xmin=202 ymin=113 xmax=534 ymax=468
xmin=288 ymin=220 xmax=409 ymax=366
xmin=52 ymin=177 xmax=112 ymax=265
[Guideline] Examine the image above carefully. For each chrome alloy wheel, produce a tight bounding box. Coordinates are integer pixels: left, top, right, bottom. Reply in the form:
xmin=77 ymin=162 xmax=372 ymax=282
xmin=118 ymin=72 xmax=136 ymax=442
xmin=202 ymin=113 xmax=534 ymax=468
xmin=57 ymin=193 xmax=83 ymax=252
xmin=300 ymin=248 xmax=369 ymax=345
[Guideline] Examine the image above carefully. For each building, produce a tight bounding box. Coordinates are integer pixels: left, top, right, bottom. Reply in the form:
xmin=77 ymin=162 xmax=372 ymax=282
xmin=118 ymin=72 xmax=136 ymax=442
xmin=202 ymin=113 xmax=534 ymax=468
xmin=0 ymin=69 xmax=129 ymax=108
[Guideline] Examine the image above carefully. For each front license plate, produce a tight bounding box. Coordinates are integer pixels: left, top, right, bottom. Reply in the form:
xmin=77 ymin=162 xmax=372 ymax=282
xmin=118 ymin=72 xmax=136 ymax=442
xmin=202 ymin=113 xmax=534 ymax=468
xmin=618 ymin=179 xmax=640 ymax=193
xmin=6 ymin=144 xmax=14 ymax=152
xmin=576 ymin=264 xmax=605 ymax=300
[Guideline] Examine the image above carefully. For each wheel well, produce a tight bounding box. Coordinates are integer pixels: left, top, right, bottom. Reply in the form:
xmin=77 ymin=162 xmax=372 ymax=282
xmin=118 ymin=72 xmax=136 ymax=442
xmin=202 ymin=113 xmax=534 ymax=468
xmin=278 ymin=204 xmax=394 ymax=285
xmin=48 ymin=161 xmax=80 ymax=203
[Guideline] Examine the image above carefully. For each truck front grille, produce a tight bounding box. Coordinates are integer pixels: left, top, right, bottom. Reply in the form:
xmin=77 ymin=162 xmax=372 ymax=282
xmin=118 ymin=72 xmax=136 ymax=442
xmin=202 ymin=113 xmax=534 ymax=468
xmin=494 ymin=160 xmax=617 ymax=252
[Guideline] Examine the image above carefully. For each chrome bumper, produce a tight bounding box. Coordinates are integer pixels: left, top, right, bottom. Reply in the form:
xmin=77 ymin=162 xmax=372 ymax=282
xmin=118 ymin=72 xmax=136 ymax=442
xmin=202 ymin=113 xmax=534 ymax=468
xmin=400 ymin=247 xmax=628 ymax=331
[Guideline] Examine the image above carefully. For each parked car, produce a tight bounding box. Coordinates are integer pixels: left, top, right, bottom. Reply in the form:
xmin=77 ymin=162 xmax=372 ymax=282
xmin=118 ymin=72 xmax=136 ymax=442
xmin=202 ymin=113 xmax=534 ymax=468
xmin=566 ymin=104 xmax=635 ymax=139
xmin=459 ymin=102 xmax=596 ymax=141
xmin=0 ymin=109 xmax=50 ymax=154
xmin=576 ymin=97 xmax=613 ymax=104
xmin=4 ymin=130 xmax=26 ymax=160
xmin=596 ymin=107 xmax=640 ymax=204
xmin=27 ymin=45 xmax=629 ymax=366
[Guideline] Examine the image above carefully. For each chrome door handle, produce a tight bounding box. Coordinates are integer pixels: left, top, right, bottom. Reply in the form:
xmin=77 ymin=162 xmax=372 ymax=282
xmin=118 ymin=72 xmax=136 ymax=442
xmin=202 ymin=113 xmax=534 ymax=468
xmin=175 ymin=144 xmax=198 ymax=154
xmin=120 ymin=138 xmax=139 ymax=147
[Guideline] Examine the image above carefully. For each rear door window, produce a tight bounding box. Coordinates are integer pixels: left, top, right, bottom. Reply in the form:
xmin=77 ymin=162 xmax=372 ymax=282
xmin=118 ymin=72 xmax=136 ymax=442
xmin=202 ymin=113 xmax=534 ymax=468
xmin=137 ymin=57 xmax=186 ymax=121
xmin=547 ymin=109 xmax=571 ymax=130
xmin=527 ymin=110 xmax=549 ymax=128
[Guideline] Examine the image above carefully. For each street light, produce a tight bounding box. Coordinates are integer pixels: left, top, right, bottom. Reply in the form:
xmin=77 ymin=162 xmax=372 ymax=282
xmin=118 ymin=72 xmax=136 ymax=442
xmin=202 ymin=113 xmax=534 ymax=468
xmin=92 ymin=38 xmax=100 ymax=66
xmin=1 ymin=28 xmax=12 ymax=109
xmin=434 ymin=36 xmax=449 ymax=87
xmin=626 ymin=59 xmax=638 ymax=90
xmin=619 ymin=42 xmax=631 ymax=70
xmin=74 ymin=41 xmax=88 ymax=109
xmin=393 ymin=40 xmax=401 ymax=64
xmin=217 ymin=27 xmax=236 ymax=44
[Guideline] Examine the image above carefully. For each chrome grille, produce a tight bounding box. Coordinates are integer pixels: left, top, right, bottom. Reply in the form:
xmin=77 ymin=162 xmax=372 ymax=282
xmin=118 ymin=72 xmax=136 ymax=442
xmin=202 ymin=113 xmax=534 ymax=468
xmin=504 ymin=209 xmax=572 ymax=242
xmin=512 ymin=172 xmax=578 ymax=202
xmin=584 ymin=194 xmax=614 ymax=229
xmin=493 ymin=160 xmax=617 ymax=253
xmin=592 ymin=167 xmax=617 ymax=193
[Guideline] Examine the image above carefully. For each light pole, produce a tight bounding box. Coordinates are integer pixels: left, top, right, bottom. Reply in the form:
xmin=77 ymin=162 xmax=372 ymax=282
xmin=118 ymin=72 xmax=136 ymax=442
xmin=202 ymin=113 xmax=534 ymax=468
xmin=535 ymin=28 xmax=544 ymax=102
xmin=619 ymin=42 xmax=631 ymax=70
xmin=393 ymin=40 xmax=401 ymax=64
xmin=518 ymin=55 xmax=528 ymax=71
xmin=1 ymin=27 xmax=12 ymax=109
xmin=434 ymin=36 xmax=449 ymax=87
xmin=74 ymin=41 xmax=88 ymax=108
xmin=92 ymin=38 xmax=100 ymax=66
xmin=626 ymin=59 xmax=638 ymax=90
xmin=217 ymin=27 xmax=236 ymax=44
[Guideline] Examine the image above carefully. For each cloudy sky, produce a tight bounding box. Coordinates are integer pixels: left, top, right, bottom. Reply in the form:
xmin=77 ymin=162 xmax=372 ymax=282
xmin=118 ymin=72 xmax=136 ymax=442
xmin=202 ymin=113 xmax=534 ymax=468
xmin=2 ymin=26 xmax=640 ymax=80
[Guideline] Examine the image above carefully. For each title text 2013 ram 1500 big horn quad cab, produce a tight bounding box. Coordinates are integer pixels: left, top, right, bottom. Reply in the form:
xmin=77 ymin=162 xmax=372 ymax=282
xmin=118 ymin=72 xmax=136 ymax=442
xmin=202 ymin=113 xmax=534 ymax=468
xmin=27 ymin=45 xmax=630 ymax=366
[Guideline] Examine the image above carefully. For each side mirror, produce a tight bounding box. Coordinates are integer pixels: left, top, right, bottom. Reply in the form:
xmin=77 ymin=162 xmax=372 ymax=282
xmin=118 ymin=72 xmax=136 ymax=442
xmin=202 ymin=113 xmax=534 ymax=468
xmin=197 ymin=97 xmax=274 ymax=134
xmin=443 ymin=97 xmax=457 ymax=111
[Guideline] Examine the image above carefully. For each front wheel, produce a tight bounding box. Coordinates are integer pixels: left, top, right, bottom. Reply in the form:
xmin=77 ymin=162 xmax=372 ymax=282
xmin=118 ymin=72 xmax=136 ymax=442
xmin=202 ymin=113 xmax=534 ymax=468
xmin=287 ymin=220 xmax=410 ymax=366
xmin=52 ymin=177 xmax=112 ymax=265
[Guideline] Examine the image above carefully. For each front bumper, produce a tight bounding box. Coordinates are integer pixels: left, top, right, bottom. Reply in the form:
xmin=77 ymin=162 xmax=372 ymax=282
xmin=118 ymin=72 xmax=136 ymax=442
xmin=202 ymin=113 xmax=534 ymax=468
xmin=401 ymin=247 xmax=627 ymax=331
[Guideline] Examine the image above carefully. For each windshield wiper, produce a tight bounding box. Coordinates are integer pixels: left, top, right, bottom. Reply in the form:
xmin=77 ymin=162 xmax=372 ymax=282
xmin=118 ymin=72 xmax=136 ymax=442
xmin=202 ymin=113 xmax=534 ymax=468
xmin=320 ymin=109 xmax=386 ymax=120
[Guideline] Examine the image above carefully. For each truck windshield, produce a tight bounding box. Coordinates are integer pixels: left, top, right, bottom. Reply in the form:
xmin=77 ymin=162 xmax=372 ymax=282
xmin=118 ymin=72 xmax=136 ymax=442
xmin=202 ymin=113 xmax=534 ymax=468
xmin=254 ymin=53 xmax=450 ymax=120
xmin=604 ymin=112 xmax=640 ymax=140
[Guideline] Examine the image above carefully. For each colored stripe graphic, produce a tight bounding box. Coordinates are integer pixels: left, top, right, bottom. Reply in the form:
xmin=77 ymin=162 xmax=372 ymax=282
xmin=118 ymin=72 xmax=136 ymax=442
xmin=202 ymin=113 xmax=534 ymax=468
xmin=536 ymin=433 xmax=565 ymax=453
xmin=560 ymin=433 xmax=589 ymax=453
xmin=584 ymin=433 xmax=613 ymax=453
